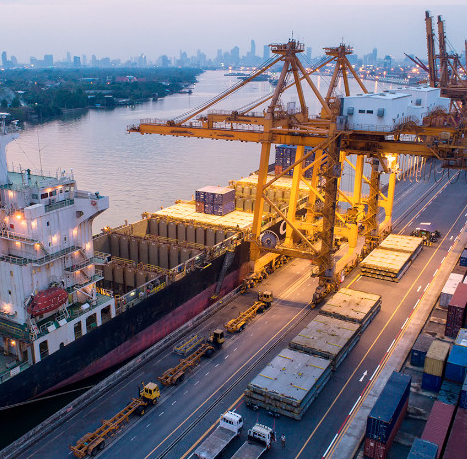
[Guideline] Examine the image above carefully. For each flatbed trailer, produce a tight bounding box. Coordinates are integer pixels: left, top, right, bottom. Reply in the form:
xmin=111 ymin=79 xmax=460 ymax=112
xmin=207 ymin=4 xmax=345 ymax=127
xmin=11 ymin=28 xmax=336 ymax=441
xmin=230 ymin=423 xmax=274 ymax=459
xmin=225 ymin=294 xmax=272 ymax=333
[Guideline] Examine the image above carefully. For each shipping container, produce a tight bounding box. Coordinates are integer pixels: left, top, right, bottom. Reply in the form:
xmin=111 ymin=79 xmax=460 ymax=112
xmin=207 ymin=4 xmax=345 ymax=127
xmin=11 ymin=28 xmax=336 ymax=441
xmin=452 ymin=264 xmax=467 ymax=280
xmin=213 ymin=201 xmax=235 ymax=216
xmin=460 ymin=248 xmax=467 ymax=267
xmin=421 ymin=400 xmax=455 ymax=458
xmin=204 ymin=203 xmax=213 ymax=214
xmin=443 ymin=406 xmax=467 ymax=459
xmin=406 ymin=438 xmax=438 ymax=459
xmin=460 ymin=373 xmax=467 ymax=409
xmin=422 ymin=372 xmax=443 ymax=392
xmin=437 ymin=380 xmax=462 ymax=405
xmin=424 ymin=340 xmax=451 ymax=377
xmin=364 ymin=397 xmax=408 ymax=459
xmin=446 ymin=283 xmax=467 ymax=337
xmin=445 ymin=344 xmax=467 ymax=383
xmin=455 ymin=328 xmax=467 ymax=347
xmin=195 ymin=201 xmax=204 ymax=213
xmin=411 ymin=334 xmax=435 ymax=367
xmin=440 ymin=273 xmax=464 ymax=308
xmin=366 ymin=372 xmax=411 ymax=443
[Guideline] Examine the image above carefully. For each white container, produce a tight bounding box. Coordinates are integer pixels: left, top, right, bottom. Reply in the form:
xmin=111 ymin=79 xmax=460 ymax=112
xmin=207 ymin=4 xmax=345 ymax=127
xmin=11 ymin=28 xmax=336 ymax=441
xmin=440 ymin=273 xmax=464 ymax=307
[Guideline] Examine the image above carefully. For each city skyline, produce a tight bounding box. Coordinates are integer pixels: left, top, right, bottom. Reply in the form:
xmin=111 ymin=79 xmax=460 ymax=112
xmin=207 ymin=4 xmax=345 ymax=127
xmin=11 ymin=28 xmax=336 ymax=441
xmin=1 ymin=2 xmax=466 ymax=64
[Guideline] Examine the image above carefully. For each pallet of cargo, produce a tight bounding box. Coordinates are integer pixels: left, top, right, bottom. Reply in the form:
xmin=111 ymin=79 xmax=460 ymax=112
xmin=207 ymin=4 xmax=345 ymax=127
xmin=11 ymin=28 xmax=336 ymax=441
xmin=379 ymin=234 xmax=423 ymax=254
xmin=288 ymin=314 xmax=360 ymax=370
xmin=320 ymin=288 xmax=381 ymax=332
xmin=244 ymin=348 xmax=332 ymax=420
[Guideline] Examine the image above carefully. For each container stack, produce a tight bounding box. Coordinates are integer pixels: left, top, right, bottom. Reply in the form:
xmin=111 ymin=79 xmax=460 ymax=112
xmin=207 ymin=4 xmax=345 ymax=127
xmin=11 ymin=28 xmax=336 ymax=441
xmin=460 ymin=248 xmax=467 ymax=267
xmin=460 ymin=373 xmax=467 ymax=409
xmin=243 ymin=348 xmax=332 ymax=420
xmin=361 ymin=234 xmax=423 ymax=282
xmin=411 ymin=334 xmax=435 ymax=368
xmin=455 ymin=328 xmax=467 ymax=347
xmin=421 ymin=400 xmax=455 ymax=458
xmin=445 ymin=283 xmax=467 ymax=337
xmin=442 ymin=407 xmax=467 ymax=459
xmin=364 ymin=372 xmax=411 ymax=459
xmin=195 ymin=186 xmax=235 ymax=216
xmin=288 ymin=314 xmax=361 ymax=370
xmin=320 ymin=288 xmax=381 ymax=332
xmin=274 ymin=145 xmax=316 ymax=178
xmin=445 ymin=344 xmax=467 ymax=383
xmin=422 ymin=340 xmax=451 ymax=392
xmin=406 ymin=438 xmax=438 ymax=459
xmin=440 ymin=273 xmax=465 ymax=308
xmin=437 ymin=380 xmax=462 ymax=405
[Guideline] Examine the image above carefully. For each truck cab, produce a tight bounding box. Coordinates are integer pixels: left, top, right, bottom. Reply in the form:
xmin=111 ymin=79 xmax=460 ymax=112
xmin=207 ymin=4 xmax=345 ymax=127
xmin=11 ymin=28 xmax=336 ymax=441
xmin=258 ymin=291 xmax=273 ymax=308
xmin=220 ymin=410 xmax=243 ymax=433
xmin=140 ymin=382 xmax=160 ymax=405
xmin=247 ymin=423 xmax=275 ymax=449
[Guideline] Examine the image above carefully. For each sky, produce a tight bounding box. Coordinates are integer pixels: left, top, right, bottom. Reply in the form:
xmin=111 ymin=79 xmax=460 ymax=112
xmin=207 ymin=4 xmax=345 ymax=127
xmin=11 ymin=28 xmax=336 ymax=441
xmin=1 ymin=1 xmax=466 ymax=63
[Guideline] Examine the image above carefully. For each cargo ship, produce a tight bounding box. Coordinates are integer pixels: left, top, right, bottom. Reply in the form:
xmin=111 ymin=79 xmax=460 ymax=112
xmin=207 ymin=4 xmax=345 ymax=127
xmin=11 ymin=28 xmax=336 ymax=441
xmin=0 ymin=113 xmax=310 ymax=408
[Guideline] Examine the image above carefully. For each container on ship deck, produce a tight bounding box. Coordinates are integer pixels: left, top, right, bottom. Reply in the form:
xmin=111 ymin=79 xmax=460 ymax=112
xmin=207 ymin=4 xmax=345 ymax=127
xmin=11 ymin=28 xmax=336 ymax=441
xmin=424 ymin=340 xmax=450 ymax=377
xmin=407 ymin=438 xmax=438 ymax=459
xmin=438 ymin=380 xmax=462 ymax=405
xmin=460 ymin=373 xmax=467 ymax=409
xmin=445 ymin=344 xmax=467 ymax=383
xmin=213 ymin=201 xmax=235 ymax=216
xmin=455 ymin=328 xmax=467 ymax=347
xmin=204 ymin=203 xmax=213 ymax=214
xmin=366 ymin=371 xmax=411 ymax=443
xmin=443 ymin=406 xmax=467 ymax=459
xmin=440 ymin=273 xmax=464 ymax=308
xmin=411 ymin=334 xmax=435 ymax=368
xmin=446 ymin=283 xmax=467 ymax=337
xmin=460 ymin=248 xmax=467 ymax=267
xmin=421 ymin=400 xmax=455 ymax=459
xmin=422 ymin=373 xmax=443 ymax=392
xmin=364 ymin=397 xmax=409 ymax=459
xmin=195 ymin=201 xmax=204 ymax=213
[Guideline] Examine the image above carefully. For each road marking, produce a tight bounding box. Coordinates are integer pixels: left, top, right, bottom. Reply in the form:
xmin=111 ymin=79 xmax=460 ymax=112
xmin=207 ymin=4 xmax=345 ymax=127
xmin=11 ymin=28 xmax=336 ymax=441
xmin=387 ymin=339 xmax=396 ymax=353
xmin=194 ymin=381 xmax=199 ymax=385
xmin=131 ymin=436 xmax=136 ymax=441
xmin=233 ymin=348 xmax=237 ymax=352
xmin=322 ymin=434 xmax=338 ymax=458
xmin=250 ymin=334 xmax=254 ymax=337
xmin=159 ymin=412 xmax=164 ymax=416
xmin=184 ymin=390 xmax=188 ymax=394
xmin=359 ymin=371 xmax=367 ymax=382
xmin=450 ymin=236 xmax=454 ymax=240
xmin=215 ymin=363 xmax=219 ymax=367
xmin=225 ymin=355 xmax=229 ymax=359
xmin=424 ymin=283 xmax=429 ymax=291
xmin=205 ymin=372 xmax=209 ymax=376
xmin=417 ymin=286 xmax=421 ymax=292
xmin=401 ymin=318 xmax=409 ymax=329
xmin=433 ymin=269 xmax=438 ymax=276
xmin=172 ymin=401 xmax=177 ymax=405
xmin=146 ymin=423 xmax=151 ymax=428
xmin=442 ymin=257 xmax=445 ymax=263
xmin=348 ymin=396 xmax=362 ymax=416
xmin=370 ymin=365 xmax=380 ymax=381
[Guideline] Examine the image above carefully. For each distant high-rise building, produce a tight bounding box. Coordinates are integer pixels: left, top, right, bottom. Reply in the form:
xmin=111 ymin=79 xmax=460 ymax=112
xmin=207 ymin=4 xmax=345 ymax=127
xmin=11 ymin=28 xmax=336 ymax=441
xmin=157 ymin=55 xmax=170 ymax=67
xmin=250 ymin=39 xmax=256 ymax=57
xmin=383 ymin=55 xmax=391 ymax=70
xmin=10 ymin=56 xmax=17 ymax=67
xmin=263 ymin=45 xmax=270 ymax=61
xmin=73 ymin=56 xmax=81 ymax=67
xmin=66 ymin=51 xmax=71 ymax=64
xmin=137 ymin=53 xmax=147 ymax=67
xmin=1 ymin=52 xmax=7 ymax=68
xmin=306 ymin=47 xmax=312 ymax=61
xmin=44 ymin=54 xmax=53 ymax=67
xmin=82 ymin=54 xmax=87 ymax=66
xmin=231 ymin=46 xmax=240 ymax=65
xmin=91 ymin=55 xmax=97 ymax=67
xmin=372 ymin=48 xmax=378 ymax=62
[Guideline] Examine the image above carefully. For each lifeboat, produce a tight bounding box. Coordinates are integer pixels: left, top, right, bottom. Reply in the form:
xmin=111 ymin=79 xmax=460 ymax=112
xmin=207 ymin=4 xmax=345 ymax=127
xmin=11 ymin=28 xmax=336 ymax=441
xmin=28 ymin=287 xmax=68 ymax=317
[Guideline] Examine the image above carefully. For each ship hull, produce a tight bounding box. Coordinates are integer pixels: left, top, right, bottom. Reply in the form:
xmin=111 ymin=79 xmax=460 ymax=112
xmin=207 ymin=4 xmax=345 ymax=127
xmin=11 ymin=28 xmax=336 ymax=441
xmin=0 ymin=241 xmax=250 ymax=408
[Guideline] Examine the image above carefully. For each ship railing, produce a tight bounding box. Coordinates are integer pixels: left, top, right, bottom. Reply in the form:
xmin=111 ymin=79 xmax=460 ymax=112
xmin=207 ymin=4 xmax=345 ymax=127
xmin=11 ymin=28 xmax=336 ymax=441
xmin=93 ymin=251 xmax=111 ymax=264
xmin=44 ymin=198 xmax=74 ymax=213
xmin=347 ymin=123 xmax=396 ymax=133
xmin=115 ymin=232 xmax=243 ymax=312
xmin=0 ymin=229 xmax=39 ymax=244
xmin=0 ymin=361 xmax=30 ymax=384
xmin=74 ymin=190 xmax=103 ymax=200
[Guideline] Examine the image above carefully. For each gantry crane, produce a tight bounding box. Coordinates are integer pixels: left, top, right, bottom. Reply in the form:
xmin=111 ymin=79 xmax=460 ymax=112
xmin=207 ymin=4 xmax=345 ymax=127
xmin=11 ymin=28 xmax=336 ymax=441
xmin=129 ymin=30 xmax=467 ymax=295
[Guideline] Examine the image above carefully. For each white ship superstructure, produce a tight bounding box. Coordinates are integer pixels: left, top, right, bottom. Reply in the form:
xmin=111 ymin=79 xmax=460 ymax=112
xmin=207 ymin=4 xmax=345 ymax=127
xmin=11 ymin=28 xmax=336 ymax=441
xmin=0 ymin=113 xmax=114 ymax=382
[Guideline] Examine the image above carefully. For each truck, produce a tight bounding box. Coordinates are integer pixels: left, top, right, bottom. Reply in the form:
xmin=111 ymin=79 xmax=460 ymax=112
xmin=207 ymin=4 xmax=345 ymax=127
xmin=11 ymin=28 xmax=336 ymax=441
xmin=191 ymin=411 xmax=243 ymax=459
xmin=70 ymin=381 xmax=160 ymax=457
xmin=159 ymin=329 xmax=225 ymax=386
xmin=230 ymin=423 xmax=275 ymax=459
xmin=410 ymin=222 xmax=440 ymax=245
xmin=225 ymin=292 xmax=273 ymax=333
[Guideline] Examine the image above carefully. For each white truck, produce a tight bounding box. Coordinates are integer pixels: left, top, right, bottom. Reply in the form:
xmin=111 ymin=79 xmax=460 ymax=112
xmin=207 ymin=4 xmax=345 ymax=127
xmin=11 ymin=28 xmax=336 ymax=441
xmin=230 ymin=423 xmax=275 ymax=459
xmin=191 ymin=411 xmax=243 ymax=459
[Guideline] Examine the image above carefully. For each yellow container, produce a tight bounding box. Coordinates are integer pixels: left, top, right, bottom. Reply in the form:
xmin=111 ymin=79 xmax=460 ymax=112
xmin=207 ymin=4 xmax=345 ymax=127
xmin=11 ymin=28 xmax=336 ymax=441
xmin=424 ymin=340 xmax=450 ymax=377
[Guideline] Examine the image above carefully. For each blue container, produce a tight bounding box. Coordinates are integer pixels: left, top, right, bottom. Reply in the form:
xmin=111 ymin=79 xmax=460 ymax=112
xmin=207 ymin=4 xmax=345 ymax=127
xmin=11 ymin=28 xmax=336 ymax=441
xmin=407 ymin=438 xmax=438 ymax=459
xmin=366 ymin=372 xmax=411 ymax=442
xmin=411 ymin=334 xmax=435 ymax=368
xmin=455 ymin=328 xmax=467 ymax=347
xmin=460 ymin=373 xmax=467 ymax=409
xmin=204 ymin=203 xmax=213 ymax=214
xmin=460 ymin=249 xmax=467 ymax=267
xmin=438 ymin=380 xmax=462 ymax=405
xmin=213 ymin=201 xmax=235 ymax=216
xmin=445 ymin=345 xmax=467 ymax=383
xmin=422 ymin=372 xmax=443 ymax=392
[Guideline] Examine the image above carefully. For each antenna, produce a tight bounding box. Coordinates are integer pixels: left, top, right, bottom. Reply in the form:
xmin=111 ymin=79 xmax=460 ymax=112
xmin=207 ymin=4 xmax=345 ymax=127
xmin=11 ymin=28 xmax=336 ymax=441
xmin=37 ymin=131 xmax=43 ymax=176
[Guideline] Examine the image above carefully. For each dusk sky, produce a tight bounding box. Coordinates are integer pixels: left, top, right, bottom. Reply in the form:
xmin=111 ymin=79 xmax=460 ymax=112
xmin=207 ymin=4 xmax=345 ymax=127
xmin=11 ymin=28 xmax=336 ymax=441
xmin=1 ymin=1 xmax=466 ymax=63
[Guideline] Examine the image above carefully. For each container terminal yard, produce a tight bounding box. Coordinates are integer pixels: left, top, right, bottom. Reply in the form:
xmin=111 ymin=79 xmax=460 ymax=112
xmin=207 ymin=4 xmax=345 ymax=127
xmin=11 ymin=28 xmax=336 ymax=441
xmin=1 ymin=10 xmax=467 ymax=459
